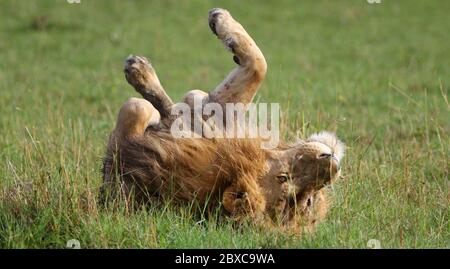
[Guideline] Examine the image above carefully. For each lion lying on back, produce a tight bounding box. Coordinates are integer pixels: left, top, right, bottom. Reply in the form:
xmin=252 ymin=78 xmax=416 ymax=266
xmin=101 ymin=8 xmax=344 ymax=232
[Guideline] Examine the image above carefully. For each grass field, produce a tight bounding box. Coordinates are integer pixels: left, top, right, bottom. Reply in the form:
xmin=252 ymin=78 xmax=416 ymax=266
xmin=0 ymin=0 xmax=448 ymax=248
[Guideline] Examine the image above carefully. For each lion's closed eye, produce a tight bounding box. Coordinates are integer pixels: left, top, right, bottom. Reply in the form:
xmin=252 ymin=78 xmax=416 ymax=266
xmin=277 ymin=173 xmax=290 ymax=183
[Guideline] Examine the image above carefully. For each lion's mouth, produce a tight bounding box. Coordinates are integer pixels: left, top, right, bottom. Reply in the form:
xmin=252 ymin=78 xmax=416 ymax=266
xmin=279 ymin=189 xmax=315 ymax=217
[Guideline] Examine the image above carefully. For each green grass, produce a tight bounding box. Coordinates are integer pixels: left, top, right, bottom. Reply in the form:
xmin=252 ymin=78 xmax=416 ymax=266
xmin=0 ymin=0 xmax=448 ymax=248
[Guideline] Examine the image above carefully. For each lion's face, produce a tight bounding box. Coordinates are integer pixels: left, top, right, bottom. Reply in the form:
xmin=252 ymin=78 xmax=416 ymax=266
xmin=291 ymin=141 xmax=341 ymax=191
xmin=260 ymin=134 xmax=344 ymax=222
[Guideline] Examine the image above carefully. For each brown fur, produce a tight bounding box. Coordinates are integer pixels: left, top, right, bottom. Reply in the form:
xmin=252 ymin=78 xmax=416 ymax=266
xmin=102 ymin=129 xmax=268 ymax=216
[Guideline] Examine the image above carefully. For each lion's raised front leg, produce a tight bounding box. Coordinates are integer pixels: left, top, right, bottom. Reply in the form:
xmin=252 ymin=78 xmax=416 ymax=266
xmin=207 ymin=8 xmax=267 ymax=106
xmin=124 ymin=55 xmax=174 ymax=127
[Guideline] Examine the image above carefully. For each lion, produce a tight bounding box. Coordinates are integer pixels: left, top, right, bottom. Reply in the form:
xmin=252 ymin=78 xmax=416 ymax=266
xmin=101 ymin=8 xmax=345 ymax=231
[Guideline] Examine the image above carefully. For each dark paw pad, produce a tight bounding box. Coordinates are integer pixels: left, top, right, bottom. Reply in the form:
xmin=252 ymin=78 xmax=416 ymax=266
xmin=233 ymin=55 xmax=240 ymax=65
xmin=208 ymin=8 xmax=224 ymax=36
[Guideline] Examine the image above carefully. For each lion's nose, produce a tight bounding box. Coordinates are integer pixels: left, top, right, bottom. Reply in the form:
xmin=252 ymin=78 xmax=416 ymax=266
xmin=319 ymin=153 xmax=332 ymax=158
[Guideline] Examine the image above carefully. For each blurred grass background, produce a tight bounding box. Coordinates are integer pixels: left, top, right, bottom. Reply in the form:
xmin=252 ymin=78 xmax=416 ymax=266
xmin=0 ymin=0 xmax=448 ymax=248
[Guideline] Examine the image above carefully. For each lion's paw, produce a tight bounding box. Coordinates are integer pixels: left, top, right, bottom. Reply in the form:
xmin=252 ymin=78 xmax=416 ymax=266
xmin=123 ymin=55 xmax=157 ymax=92
xmin=208 ymin=8 xmax=249 ymax=64
xmin=124 ymin=55 xmax=153 ymax=76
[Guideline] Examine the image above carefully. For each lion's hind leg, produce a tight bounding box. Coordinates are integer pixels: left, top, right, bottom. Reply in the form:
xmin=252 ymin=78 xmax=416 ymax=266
xmin=112 ymin=97 xmax=160 ymax=143
xmin=102 ymin=97 xmax=160 ymax=205
xmin=208 ymin=8 xmax=267 ymax=106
